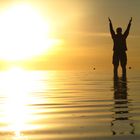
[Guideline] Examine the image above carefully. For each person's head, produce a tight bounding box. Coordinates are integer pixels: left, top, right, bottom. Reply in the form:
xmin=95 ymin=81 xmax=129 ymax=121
xmin=116 ymin=27 xmax=122 ymax=34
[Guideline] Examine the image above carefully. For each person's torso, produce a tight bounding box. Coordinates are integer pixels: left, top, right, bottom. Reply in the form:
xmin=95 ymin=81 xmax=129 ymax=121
xmin=113 ymin=34 xmax=127 ymax=52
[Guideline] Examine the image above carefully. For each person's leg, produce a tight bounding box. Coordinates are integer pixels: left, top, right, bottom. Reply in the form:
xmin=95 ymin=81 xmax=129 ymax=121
xmin=113 ymin=52 xmax=119 ymax=79
xmin=121 ymin=52 xmax=127 ymax=78
xmin=122 ymin=65 xmax=126 ymax=77
xmin=114 ymin=65 xmax=119 ymax=78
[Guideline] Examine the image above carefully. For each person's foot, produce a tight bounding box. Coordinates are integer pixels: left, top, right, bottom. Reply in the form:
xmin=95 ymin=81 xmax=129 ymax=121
xmin=114 ymin=74 xmax=118 ymax=81
xmin=122 ymin=74 xmax=127 ymax=81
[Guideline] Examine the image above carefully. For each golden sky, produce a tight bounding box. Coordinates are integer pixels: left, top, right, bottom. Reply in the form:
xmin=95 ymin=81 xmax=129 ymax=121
xmin=0 ymin=0 xmax=140 ymax=70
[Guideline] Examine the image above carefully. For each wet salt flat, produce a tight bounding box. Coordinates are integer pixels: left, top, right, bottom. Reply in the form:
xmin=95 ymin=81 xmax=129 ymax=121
xmin=0 ymin=69 xmax=140 ymax=140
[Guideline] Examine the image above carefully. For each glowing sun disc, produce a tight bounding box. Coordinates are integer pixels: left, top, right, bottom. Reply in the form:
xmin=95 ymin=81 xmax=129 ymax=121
xmin=0 ymin=4 xmax=55 ymax=61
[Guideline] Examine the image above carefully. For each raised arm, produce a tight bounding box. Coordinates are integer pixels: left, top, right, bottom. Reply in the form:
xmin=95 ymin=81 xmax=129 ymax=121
xmin=108 ymin=17 xmax=115 ymax=38
xmin=124 ymin=17 xmax=132 ymax=38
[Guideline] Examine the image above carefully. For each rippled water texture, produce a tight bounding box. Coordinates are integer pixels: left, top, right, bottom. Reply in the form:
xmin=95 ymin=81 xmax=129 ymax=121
xmin=0 ymin=69 xmax=140 ymax=140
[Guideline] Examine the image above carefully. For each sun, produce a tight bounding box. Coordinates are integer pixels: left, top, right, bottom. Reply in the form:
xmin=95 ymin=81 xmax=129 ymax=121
xmin=0 ymin=4 xmax=58 ymax=61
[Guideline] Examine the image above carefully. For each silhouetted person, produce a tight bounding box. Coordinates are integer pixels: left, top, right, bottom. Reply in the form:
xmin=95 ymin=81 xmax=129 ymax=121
xmin=108 ymin=17 xmax=132 ymax=79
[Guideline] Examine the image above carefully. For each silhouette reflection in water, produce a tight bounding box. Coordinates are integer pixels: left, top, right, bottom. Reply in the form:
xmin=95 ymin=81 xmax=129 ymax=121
xmin=111 ymin=77 xmax=135 ymax=135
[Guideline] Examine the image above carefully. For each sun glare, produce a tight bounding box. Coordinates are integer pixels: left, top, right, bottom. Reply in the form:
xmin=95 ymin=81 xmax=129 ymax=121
xmin=0 ymin=4 xmax=60 ymax=61
xmin=0 ymin=66 xmax=49 ymax=138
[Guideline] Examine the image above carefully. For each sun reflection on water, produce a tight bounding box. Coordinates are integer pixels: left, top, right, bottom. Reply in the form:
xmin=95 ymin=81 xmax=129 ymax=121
xmin=0 ymin=67 xmax=49 ymax=139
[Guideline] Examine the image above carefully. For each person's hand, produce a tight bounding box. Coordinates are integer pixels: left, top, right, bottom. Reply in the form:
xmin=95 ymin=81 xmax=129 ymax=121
xmin=108 ymin=17 xmax=112 ymax=23
xmin=108 ymin=17 xmax=111 ymax=23
xmin=130 ymin=17 xmax=132 ymax=23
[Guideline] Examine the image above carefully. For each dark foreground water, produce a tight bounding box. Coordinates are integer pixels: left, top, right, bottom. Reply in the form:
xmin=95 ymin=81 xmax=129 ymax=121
xmin=0 ymin=68 xmax=140 ymax=140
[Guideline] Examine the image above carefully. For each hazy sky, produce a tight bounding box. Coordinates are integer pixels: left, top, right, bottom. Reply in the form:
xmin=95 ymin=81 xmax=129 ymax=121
xmin=0 ymin=0 xmax=140 ymax=70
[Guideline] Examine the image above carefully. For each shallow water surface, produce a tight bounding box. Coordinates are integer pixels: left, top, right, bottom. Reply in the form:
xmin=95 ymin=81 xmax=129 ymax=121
xmin=0 ymin=69 xmax=140 ymax=140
